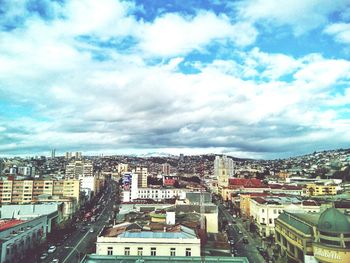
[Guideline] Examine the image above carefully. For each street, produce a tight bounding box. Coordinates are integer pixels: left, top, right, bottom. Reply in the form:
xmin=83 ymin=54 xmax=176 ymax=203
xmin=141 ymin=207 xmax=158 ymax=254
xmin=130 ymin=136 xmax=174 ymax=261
xmin=218 ymin=202 xmax=268 ymax=263
xmin=38 ymin=180 xmax=118 ymax=263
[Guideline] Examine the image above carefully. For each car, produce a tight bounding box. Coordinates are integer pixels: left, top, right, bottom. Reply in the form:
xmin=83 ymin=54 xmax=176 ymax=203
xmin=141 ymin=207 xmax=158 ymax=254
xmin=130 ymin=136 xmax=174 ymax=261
xmin=256 ymin=246 xmax=264 ymax=252
xmin=80 ymin=227 xmax=86 ymax=232
xmin=48 ymin=245 xmax=56 ymax=253
xmin=40 ymin=253 xmax=48 ymax=260
xmin=238 ymin=230 xmax=243 ymax=234
xmin=51 ymin=259 xmax=60 ymax=263
xmin=243 ymin=237 xmax=249 ymax=244
xmin=89 ymin=228 xmax=94 ymax=233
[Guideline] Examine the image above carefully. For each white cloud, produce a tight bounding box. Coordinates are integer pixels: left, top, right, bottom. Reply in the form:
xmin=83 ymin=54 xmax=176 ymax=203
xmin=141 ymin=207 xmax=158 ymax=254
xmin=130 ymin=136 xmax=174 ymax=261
xmin=236 ymin=0 xmax=348 ymax=35
xmin=324 ymin=23 xmax=350 ymax=44
xmin=136 ymin=12 xmax=257 ymax=56
xmin=0 ymin=0 xmax=350 ymax=158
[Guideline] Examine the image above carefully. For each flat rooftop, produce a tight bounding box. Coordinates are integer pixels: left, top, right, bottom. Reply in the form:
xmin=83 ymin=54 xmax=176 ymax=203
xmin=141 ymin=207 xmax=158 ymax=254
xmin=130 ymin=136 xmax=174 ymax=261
xmin=81 ymin=255 xmax=249 ymax=263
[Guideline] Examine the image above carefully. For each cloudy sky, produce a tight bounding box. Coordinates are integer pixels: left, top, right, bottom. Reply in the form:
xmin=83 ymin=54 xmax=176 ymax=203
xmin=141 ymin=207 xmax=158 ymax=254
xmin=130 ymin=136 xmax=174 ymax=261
xmin=0 ymin=0 xmax=350 ymax=159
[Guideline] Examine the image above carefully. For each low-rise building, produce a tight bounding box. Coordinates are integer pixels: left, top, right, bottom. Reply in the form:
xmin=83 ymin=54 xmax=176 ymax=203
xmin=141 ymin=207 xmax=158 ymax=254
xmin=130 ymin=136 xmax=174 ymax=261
xmin=304 ymin=183 xmax=337 ymax=196
xmin=96 ymin=223 xmax=200 ymax=257
xmin=0 ymin=214 xmax=53 ymax=263
xmin=250 ymin=196 xmax=320 ymax=237
xmin=275 ymin=208 xmax=350 ymax=263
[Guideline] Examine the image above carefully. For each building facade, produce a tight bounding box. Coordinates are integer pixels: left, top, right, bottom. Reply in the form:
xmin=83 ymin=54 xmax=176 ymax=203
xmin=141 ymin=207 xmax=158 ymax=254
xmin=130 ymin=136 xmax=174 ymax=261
xmin=96 ymin=223 xmax=200 ymax=257
xmin=250 ymin=196 xmax=320 ymax=237
xmin=0 ymin=179 xmax=80 ymax=204
xmin=0 ymin=214 xmax=53 ymax=263
xmin=275 ymin=208 xmax=350 ymax=263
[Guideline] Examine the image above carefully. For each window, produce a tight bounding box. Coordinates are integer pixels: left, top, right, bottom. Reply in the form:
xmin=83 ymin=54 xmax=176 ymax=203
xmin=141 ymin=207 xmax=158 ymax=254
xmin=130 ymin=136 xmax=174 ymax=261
xmin=151 ymin=247 xmax=156 ymax=256
xmin=170 ymin=248 xmax=176 ymax=256
xmin=107 ymin=247 xmax=113 ymax=255
xmin=186 ymin=248 xmax=191 ymax=256
xmin=137 ymin=247 xmax=143 ymax=256
xmin=273 ymin=209 xmax=277 ymax=214
xmin=269 ymin=218 xmax=273 ymax=224
xmin=124 ymin=247 xmax=130 ymax=256
xmin=262 ymin=209 xmax=265 ymax=213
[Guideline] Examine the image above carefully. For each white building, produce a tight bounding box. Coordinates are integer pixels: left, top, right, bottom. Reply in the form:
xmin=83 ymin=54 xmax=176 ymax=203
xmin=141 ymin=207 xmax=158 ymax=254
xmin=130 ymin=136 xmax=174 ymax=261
xmin=96 ymin=223 xmax=200 ymax=257
xmin=250 ymin=196 xmax=320 ymax=238
xmin=0 ymin=214 xmax=54 ymax=263
xmin=123 ymin=187 xmax=189 ymax=202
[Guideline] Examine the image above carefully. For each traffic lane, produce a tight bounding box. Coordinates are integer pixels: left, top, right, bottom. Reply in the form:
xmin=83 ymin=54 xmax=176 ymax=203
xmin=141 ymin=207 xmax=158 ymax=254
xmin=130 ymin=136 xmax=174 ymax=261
xmin=41 ymin=191 xmax=115 ymax=263
xmin=60 ymin=191 xmax=115 ymax=262
xmin=220 ymin=205 xmax=265 ymax=262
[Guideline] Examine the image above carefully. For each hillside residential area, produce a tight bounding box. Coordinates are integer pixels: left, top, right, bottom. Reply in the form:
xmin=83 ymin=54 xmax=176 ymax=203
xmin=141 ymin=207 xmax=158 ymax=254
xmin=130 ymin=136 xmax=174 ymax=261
xmin=0 ymin=149 xmax=348 ymax=262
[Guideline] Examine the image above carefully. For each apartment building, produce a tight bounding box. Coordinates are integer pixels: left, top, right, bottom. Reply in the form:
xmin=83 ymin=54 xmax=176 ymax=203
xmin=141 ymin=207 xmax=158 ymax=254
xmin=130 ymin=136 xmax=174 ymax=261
xmin=65 ymin=160 xmax=93 ymax=179
xmin=0 ymin=179 xmax=80 ymax=204
xmin=132 ymin=167 xmax=148 ymax=188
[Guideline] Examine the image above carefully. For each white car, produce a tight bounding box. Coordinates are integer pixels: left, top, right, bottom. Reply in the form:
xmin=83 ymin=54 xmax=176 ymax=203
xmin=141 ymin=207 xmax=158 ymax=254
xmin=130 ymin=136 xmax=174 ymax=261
xmin=89 ymin=228 xmax=94 ymax=233
xmin=51 ymin=259 xmax=60 ymax=263
xmin=48 ymin=245 xmax=56 ymax=253
xmin=40 ymin=253 xmax=48 ymax=260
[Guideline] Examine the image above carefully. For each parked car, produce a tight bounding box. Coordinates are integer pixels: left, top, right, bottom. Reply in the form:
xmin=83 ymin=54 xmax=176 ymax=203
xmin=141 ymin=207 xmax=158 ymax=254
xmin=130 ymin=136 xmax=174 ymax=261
xmin=48 ymin=245 xmax=56 ymax=253
xmin=243 ymin=237 xmax=249 ymax=244
xmin=51 ymin=259 xmax=59 ymax=263
xmin=40 ymin=253 xmax=48 ymax=260
xmin=89 ymin=228 xmax=94 ymax=233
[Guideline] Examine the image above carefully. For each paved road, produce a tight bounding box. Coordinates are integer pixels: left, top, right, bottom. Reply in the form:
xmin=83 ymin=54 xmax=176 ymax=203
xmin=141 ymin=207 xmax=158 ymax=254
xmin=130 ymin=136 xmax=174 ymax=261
xmin=218 ymin=203 xmax=267 ymax=263
xmin=39 ymin=180 xmax=117 ymax=263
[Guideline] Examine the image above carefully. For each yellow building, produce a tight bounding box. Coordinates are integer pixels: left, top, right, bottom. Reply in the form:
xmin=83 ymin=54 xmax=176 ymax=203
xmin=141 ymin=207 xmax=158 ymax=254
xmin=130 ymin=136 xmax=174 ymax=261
xmin=0 ymin=179 xmax=80 ymax=204
xmin=275 ymin=208 xmax=350 ymax=263
xmin=304 ymin=184 xmax=337 ymax=196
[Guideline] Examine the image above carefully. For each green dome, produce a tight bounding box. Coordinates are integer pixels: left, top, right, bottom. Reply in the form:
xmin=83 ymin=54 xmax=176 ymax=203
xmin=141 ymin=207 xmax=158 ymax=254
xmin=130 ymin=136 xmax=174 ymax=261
xmin=318 ymin=208 xmax=350 ymax=234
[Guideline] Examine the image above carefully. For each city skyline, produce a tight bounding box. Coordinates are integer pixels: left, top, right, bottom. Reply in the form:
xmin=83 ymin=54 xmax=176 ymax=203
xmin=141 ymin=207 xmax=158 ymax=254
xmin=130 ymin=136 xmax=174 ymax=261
xmin=1 ymin=0 xmax=350 ymax=159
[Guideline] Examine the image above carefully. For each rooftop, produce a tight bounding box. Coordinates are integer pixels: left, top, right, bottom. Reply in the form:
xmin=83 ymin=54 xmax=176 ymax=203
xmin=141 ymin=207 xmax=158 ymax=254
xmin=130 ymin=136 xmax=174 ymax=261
xmin=229 ymin=178 xmax=263 ymax=187
xmin=101 ymin=223 xmax=198 ymax=239
xmin=0 ymin=219 xmax=25 ymax=231
xmin=277 ymin=212 xmax=317 ymax=235
xmin=81 ymin=255 xmax=249 ymax=263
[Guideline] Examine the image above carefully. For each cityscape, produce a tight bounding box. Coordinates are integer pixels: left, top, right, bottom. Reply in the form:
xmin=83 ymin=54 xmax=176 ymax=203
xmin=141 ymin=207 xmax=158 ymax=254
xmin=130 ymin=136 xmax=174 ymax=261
xmin=1 ymin=1 xmax=350 ymax=263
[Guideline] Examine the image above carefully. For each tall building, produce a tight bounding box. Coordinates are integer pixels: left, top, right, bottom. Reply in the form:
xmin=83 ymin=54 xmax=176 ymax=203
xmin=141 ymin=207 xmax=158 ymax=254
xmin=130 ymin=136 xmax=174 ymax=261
xmin=214 ymin=155 xmax=234 ymax=188
xmin=132 ymin=167 xmax=148 ymax=188
xmin=162 ymin=163 xmax=171 ymax=175
xmin=65 ymin=160 xmax=93 ymax=179
xmin=51 ymin=149 xmax=56 ymax=158
xmin=65 ymin=151 xmax=82 ymax=159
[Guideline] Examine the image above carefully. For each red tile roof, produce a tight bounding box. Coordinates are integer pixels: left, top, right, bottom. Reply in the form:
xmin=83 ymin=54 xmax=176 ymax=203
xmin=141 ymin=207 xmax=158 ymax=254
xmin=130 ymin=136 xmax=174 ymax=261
xmin=229 ymin=178 xmax=263 ymax=187
xmin=0 ymin=220 xmax=24 ymax=231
